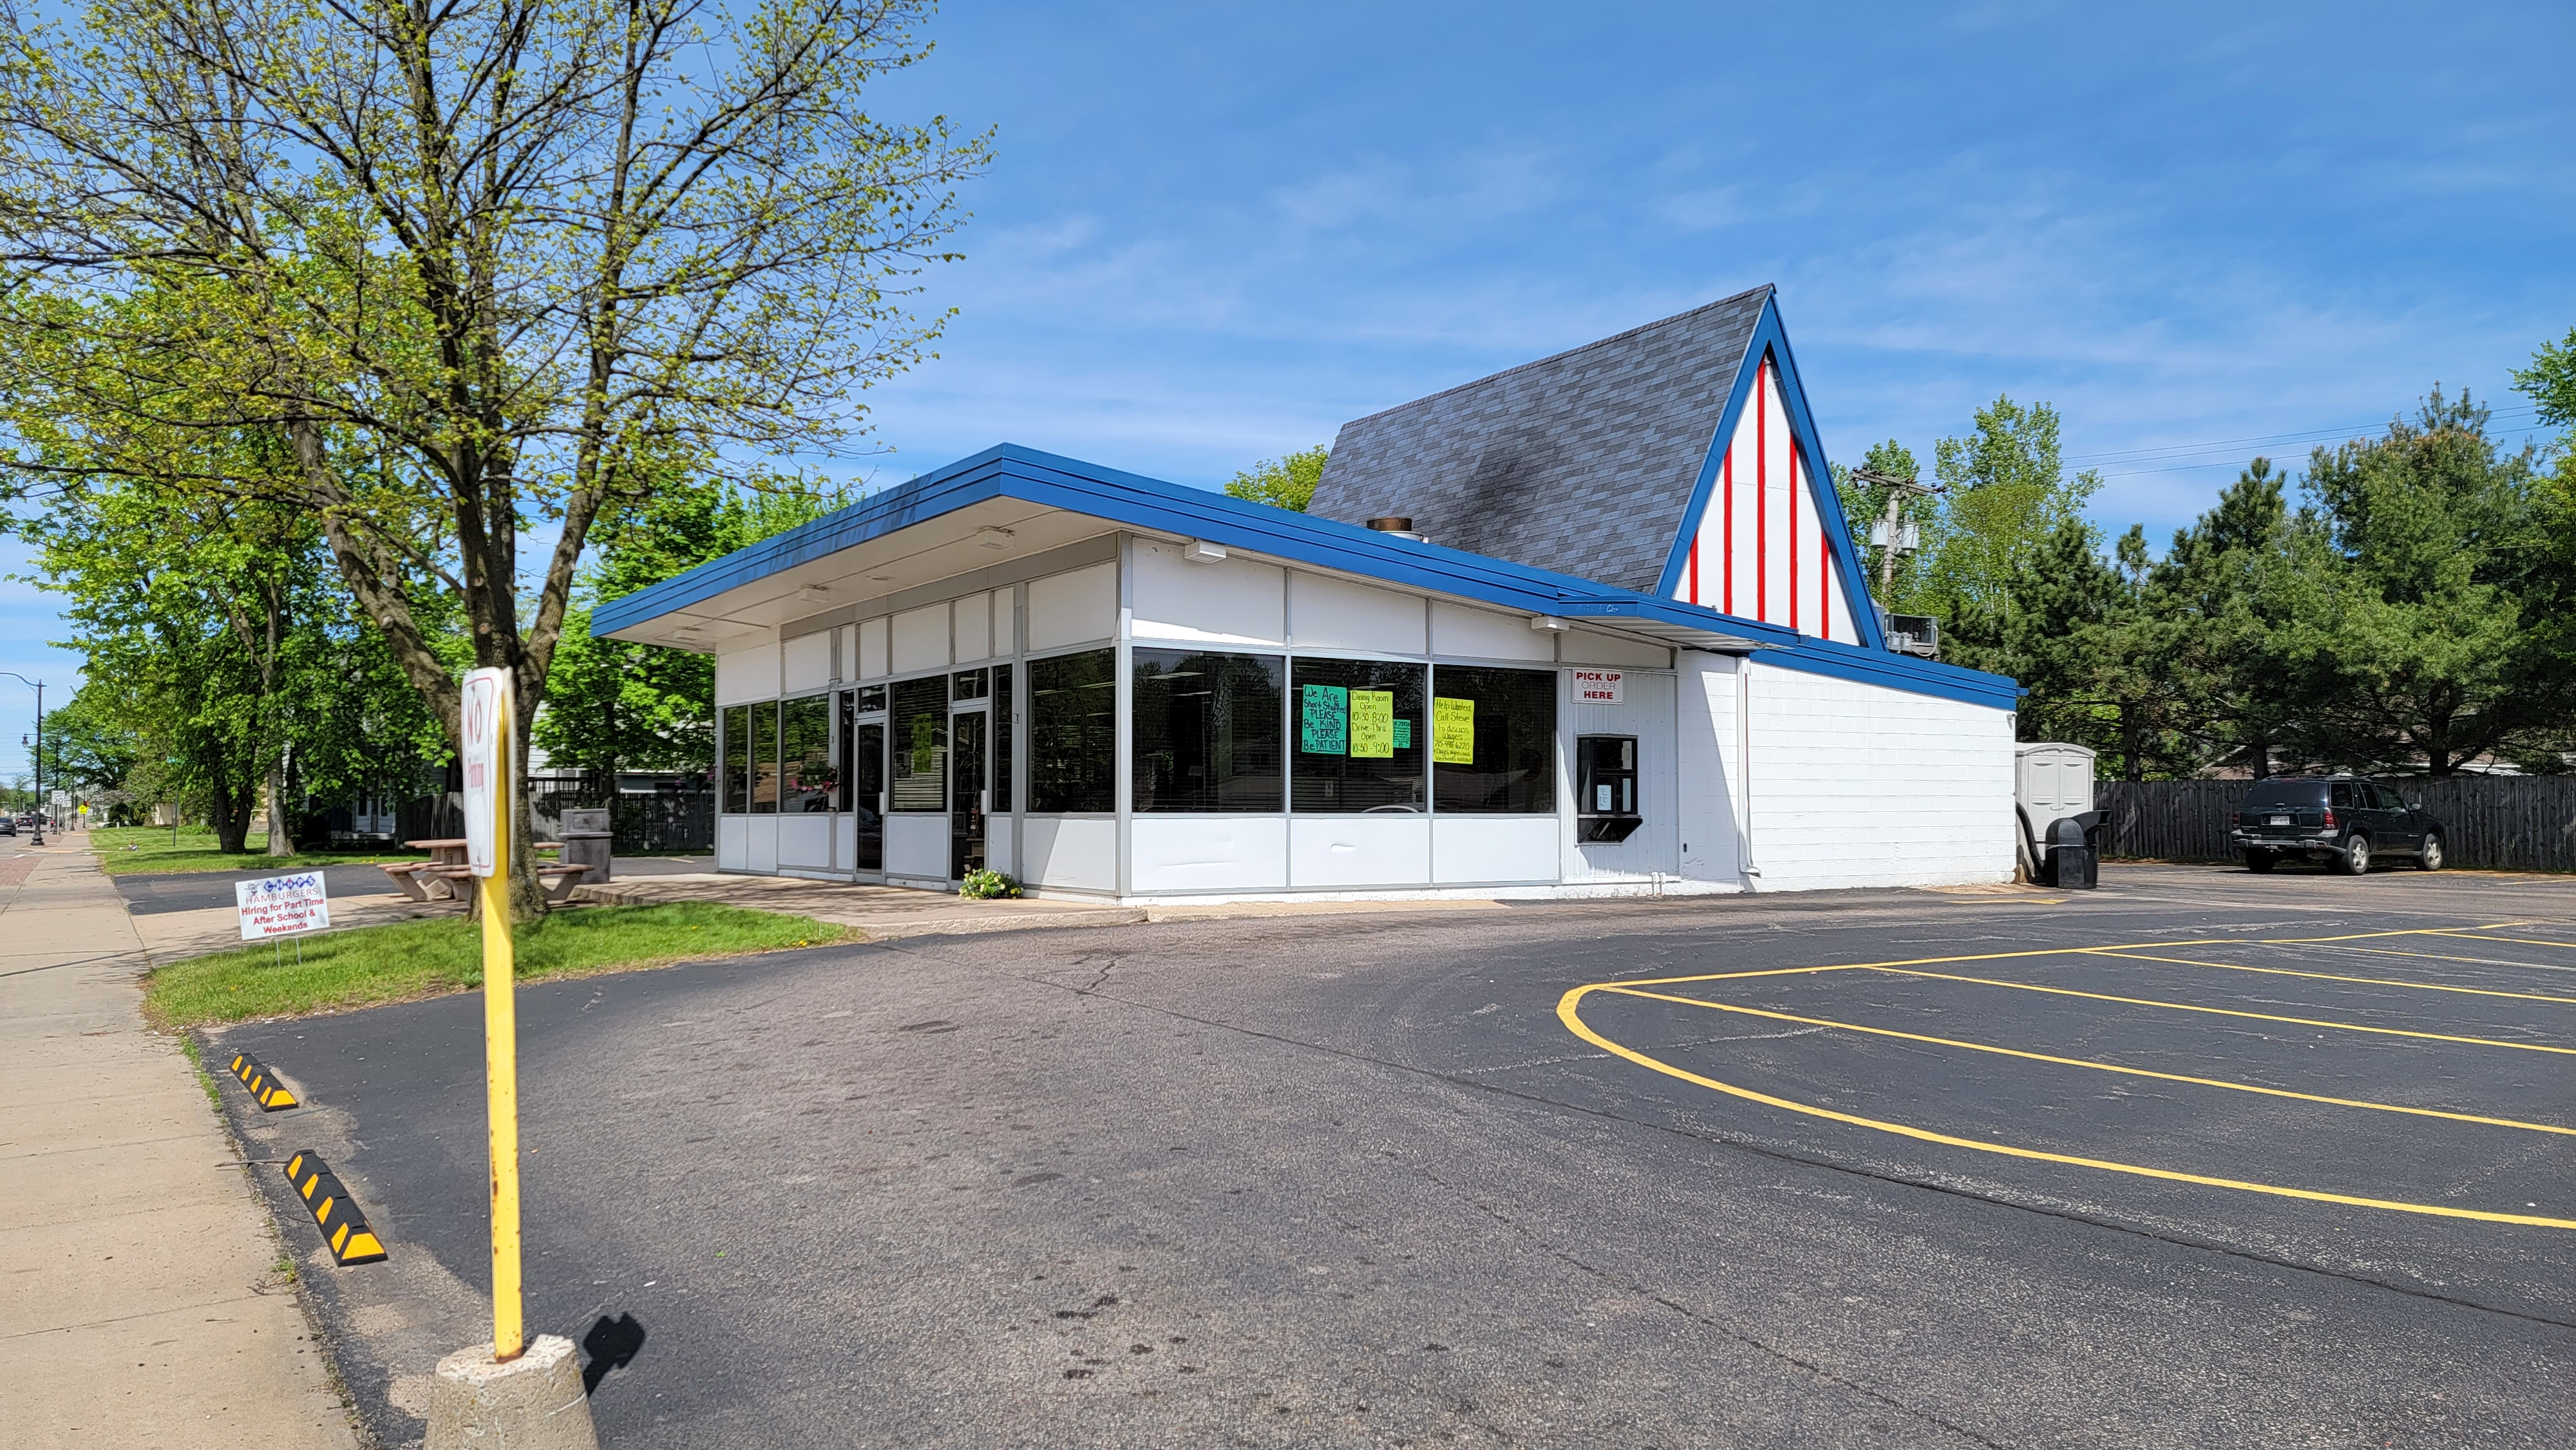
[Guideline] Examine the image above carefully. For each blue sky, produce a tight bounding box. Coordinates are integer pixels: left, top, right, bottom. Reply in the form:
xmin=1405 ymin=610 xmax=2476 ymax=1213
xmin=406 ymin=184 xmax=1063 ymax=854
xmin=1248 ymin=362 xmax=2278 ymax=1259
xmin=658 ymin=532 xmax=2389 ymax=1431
xmin=6 ymin=0 xmax=2571 ymax=760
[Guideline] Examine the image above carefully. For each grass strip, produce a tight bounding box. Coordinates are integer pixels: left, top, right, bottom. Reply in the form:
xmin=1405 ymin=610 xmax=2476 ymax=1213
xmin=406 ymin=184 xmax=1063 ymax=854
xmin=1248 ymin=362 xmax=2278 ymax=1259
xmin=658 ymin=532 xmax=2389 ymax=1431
xmin=146 ymin=902 xmax=851 ymax=1030
xmin=90 ymin=824 xmax=426 ymax=877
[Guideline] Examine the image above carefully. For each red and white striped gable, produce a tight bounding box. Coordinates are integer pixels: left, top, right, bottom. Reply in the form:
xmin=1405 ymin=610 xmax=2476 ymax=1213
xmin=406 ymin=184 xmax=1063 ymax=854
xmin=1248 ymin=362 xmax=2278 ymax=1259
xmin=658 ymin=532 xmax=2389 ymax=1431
xmin=1673 ymin=353 xmax=1862 ymax=641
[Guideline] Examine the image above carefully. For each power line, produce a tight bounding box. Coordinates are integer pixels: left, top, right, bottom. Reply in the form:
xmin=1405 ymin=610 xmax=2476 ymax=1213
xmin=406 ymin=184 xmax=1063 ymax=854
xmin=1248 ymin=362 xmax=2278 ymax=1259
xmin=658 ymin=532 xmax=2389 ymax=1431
xmin=2068 ymin=404 xmax=2542 ymax=467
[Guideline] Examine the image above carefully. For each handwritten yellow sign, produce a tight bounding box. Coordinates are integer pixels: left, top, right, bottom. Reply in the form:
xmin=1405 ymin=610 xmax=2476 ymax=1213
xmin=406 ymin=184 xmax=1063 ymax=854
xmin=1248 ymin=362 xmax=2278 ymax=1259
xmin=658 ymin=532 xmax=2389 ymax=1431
xmin=1432 ymin=697 xmax=1475 ymax=764
xmin=1349 ymin=690 xmax=1394 ymax=758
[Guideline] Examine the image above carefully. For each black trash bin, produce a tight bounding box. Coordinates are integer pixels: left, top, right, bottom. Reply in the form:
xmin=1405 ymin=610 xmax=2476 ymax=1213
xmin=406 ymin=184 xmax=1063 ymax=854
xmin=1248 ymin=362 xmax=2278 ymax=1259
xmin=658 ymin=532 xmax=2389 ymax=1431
xmin=2045 ymin=814 xmax=2098 ymax=890
xmin=558 ymin=806 xmax=612 ymax=884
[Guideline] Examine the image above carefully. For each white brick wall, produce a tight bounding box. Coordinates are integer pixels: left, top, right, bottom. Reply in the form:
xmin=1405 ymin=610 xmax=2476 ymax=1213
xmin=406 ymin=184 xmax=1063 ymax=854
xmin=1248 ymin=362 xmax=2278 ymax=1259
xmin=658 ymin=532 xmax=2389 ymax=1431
xmin=1739 ymin=660 xmax=2013 ymax=890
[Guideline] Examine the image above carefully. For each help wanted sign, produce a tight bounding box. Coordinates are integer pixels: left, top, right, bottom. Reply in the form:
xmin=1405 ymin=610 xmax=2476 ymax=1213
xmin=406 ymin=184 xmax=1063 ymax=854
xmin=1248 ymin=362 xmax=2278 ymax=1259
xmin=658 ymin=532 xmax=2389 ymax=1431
xmin=236 ymin=871 xmax=332 ymax=940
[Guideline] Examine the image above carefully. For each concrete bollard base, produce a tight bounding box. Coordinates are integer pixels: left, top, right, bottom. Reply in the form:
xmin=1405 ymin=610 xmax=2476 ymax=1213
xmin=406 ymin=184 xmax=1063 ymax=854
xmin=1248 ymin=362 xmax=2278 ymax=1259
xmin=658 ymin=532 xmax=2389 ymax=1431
xmin=425 ymin=1333 xmax=601 ymax=1450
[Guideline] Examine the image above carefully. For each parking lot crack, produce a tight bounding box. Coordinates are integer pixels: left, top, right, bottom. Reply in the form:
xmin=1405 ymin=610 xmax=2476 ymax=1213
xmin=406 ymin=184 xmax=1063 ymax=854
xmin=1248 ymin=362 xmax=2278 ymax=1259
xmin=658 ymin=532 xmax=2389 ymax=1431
xmin=1401 ymin=1158 xmax=2011 ymax=1449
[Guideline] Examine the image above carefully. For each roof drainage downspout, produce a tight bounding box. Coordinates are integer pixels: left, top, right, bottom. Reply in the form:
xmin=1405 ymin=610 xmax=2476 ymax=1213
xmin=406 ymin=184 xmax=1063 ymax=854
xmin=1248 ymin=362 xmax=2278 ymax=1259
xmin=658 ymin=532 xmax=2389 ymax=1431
xmin=1737 ymin=656 xmax=1760 ymax=887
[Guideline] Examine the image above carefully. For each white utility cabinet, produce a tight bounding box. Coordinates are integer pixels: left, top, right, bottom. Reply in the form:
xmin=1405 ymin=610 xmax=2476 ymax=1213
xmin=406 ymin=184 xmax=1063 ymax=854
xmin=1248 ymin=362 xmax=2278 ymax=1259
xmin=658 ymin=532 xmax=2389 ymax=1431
xmin=2015 ymin=742 xmax=2096 ymax=824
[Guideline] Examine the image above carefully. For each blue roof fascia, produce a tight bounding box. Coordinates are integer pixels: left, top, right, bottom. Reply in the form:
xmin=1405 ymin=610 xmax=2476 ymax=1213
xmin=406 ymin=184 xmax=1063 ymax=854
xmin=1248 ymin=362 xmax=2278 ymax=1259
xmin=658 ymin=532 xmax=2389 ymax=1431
xmin=590 ymin=446 xmax=1019 ymax=637
xmin=1552 ymin=596 xmax=2017 ymax=710
xmin=1649 ymin=295 xmax=1890 ymax=652
xmin=593 ymin=443 xmax=2018 ymax=711
xmin=1761 ymin=634 xmax=2022 ymax=712
xmin=594 ymin=443 xmax=1720 ymax=639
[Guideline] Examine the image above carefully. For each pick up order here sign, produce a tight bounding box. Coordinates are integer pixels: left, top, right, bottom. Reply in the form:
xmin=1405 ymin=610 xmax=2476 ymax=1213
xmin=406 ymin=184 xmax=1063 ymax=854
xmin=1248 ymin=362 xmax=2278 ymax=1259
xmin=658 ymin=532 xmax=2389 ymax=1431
xmin=235 ymin=871 xmax=332 ymax=941
xmin=1571 ymin=668 xmax=1625 ymax=704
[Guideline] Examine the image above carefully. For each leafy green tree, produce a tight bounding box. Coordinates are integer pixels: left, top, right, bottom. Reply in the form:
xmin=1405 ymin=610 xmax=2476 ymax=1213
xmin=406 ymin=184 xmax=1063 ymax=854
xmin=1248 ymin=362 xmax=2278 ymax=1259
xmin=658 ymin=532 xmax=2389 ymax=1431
xmin=2148 ymin=459 xmax=2311 ymax=777
xmin=2510 ymin=328 xmax=2576 ymax=769
xmin=536 ymin=475 xmax=855 ymax=785
xmin=2284 ymin=390 xmax=2544 ymax=775
xmin=1224 ymin=447 xmax=1329 ymax=511
xmin=0 ymin=0 xmax=986 ymax=912
xmin=1920 ymin=397 xmax=2102 ymax=636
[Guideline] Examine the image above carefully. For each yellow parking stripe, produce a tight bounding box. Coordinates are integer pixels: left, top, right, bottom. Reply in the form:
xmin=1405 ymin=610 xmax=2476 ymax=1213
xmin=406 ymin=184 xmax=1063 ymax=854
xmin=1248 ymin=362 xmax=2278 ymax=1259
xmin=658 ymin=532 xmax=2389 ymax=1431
xmin=1591 ymin=984 xmax=2576 ymax=1136
xmin=2432 ymin=930 xmax=2576 ymax=952
xmin=1558 ymin=983 xmax=2576 ymax=1232
xmin=1602 ymin=939 xmax=2251 ymax=990
xmin=1863 ymin=966 xmax=2575 ymax=1055
xmin=2264 ymin=920 xmax=2548 ymax=945
xmin=2284 ymin=941 xmax=2576 ymax=973
xmin=2076 ymin=948 xmax=2576 ymax=1006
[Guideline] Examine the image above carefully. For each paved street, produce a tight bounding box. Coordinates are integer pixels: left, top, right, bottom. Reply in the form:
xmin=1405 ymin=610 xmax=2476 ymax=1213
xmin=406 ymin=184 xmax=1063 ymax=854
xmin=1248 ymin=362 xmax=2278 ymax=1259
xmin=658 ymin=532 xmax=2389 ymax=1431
xmin=209 ymin=864 xmax=2576 ymax=1448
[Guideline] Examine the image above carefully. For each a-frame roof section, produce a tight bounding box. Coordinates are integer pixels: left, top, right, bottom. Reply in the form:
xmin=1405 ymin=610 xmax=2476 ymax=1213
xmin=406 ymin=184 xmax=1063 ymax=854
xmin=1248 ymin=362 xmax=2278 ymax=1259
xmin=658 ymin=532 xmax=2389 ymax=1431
xmin=1309 ymin=285 xmax=1770 ymax=595
xmin=1656 ymin=296 xmax=1888 ymax=650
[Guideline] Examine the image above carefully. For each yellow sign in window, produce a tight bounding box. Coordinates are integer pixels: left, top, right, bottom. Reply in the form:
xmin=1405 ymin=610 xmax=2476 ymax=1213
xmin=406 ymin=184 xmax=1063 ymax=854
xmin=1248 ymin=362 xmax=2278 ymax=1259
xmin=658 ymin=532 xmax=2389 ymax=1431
xmin=1349 ymin=690 xmax=1395 ymax=758
xmin=1432 ymin=697 xmax=1475 ymax=764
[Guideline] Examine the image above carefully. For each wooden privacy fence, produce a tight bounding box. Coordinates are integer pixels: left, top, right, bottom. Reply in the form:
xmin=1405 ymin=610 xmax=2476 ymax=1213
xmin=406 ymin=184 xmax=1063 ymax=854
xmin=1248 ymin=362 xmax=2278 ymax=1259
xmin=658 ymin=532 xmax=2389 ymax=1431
xmin=2097 ymin=777 xmax=2576 ymax=872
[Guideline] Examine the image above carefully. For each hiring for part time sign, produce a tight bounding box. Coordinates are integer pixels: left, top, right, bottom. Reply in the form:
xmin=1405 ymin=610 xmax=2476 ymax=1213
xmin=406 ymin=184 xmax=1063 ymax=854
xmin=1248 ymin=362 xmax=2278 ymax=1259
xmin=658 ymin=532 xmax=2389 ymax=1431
xmin=236 ymin=871 xmax=332 ymax=940
xmin=1570 ymin=668 xmax=1625 ymax=704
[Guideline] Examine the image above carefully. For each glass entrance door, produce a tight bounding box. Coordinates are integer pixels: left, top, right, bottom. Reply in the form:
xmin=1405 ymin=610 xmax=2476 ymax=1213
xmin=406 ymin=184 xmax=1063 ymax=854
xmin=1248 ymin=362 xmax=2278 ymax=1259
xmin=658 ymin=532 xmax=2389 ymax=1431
xmin=951 ymin=708 xmax=987 ymax=880
xmin=851 ymin=720 xmax=885 ymax=872
xmin=838 ymin=688 xmax=888 ymax=876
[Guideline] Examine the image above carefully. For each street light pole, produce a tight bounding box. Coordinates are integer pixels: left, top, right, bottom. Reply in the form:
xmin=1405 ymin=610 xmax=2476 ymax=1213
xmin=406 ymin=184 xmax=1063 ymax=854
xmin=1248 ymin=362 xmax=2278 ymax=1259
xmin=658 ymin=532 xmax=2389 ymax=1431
xmin=3 ymin=672 xmax=41 ymax=847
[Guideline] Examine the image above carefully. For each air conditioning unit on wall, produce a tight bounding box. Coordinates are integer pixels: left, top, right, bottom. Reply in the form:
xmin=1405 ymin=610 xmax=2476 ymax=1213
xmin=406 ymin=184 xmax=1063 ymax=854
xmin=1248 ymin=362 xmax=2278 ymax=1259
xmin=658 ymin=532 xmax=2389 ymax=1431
xmin=1887 ymin=614 xmax=1939 ymax=659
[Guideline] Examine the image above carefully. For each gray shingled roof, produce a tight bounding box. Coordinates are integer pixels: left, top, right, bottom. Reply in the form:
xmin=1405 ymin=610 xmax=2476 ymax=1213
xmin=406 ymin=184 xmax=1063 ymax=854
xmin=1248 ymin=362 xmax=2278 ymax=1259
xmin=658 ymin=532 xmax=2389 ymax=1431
xmin=1308 ymin=285 xmax=1772 ymax=594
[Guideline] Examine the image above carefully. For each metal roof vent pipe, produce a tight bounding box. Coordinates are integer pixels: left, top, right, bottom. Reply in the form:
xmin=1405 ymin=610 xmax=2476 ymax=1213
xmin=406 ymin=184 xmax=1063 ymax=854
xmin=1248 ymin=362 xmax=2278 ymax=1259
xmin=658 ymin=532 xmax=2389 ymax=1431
xmin=1366 ymin=515 xmax=1427 ymax=542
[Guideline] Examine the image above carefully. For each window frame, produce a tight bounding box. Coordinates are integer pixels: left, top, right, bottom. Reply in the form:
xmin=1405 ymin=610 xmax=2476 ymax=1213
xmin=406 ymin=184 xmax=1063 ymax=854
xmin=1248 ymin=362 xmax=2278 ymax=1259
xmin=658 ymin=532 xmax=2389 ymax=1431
xmin=1130 ymin=647 xmax=1287 ymax=814
xmin=1287 ymin=656 xmax=1429 ymax=814
xmin=1025 ymin=646 xmax=1119 ymax=814
xmin=1428 ymin=664 xmax=1560 ymax=815
xmin=887 ymin=672 xmax=950 ymax=814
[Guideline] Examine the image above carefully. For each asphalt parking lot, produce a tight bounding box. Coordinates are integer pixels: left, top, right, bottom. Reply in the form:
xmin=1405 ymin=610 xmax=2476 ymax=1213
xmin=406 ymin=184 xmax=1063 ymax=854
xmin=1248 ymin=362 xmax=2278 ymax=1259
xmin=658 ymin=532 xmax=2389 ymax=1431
xmin=207 ymin=864 xmax=2576 ymax=1448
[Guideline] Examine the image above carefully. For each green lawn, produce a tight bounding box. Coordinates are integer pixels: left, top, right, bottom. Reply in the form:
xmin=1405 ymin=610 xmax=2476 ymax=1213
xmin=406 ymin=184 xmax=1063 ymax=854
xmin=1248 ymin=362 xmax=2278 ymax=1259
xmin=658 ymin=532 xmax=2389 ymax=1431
xmin=146 ymin=903 xmax=852 ymax=1029
xmin=88 ymin=824 xmax=426 ymax=877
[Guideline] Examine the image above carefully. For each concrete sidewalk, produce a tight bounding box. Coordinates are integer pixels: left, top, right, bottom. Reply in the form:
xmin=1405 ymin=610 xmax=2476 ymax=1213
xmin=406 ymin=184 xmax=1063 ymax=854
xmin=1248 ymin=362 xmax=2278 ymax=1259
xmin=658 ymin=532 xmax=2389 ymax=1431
xmin=573 ymin=871 xmax=1520 ymax=937
xmin=0 ymin=839 xmax=356 ymax=1448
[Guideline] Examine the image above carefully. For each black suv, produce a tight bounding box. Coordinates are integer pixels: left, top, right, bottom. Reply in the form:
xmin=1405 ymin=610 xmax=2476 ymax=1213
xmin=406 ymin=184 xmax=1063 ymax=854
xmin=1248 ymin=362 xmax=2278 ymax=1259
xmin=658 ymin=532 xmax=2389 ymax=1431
xmin=2231 ymin=775 xmax=2444 ymax=874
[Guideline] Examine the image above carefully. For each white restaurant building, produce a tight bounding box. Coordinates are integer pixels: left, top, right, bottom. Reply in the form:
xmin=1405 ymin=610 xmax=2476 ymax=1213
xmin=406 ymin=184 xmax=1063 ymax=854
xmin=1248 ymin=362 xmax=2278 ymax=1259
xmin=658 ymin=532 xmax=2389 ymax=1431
xmin=591 ymin=286 xmax=2022 ymax=901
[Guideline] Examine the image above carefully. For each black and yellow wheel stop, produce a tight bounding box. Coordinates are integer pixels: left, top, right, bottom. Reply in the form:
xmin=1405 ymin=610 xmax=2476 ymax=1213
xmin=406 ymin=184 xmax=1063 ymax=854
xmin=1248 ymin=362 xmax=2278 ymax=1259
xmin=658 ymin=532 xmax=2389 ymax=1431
xmin=227 ymin=1052 xmax=299 ymax=1111
xmin=282 ymin=1151 xmax=388 ymax=1265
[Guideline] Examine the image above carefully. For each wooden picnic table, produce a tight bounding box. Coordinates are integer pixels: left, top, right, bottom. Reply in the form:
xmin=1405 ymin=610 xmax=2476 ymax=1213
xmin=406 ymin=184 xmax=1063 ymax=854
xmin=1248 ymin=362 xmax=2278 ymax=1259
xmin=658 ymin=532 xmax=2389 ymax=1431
xmin=386 ymin=840 xmax=583 ymax=910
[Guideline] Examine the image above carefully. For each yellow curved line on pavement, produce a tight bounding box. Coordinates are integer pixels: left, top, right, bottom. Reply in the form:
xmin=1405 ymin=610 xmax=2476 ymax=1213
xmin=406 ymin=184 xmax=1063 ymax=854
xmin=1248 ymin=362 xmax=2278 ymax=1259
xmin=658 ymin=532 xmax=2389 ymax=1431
xmin=1557 ymin=983 xmax=2576 ymax=1232
xmin=1592 ymin=984 xmax=2576 ymax=1136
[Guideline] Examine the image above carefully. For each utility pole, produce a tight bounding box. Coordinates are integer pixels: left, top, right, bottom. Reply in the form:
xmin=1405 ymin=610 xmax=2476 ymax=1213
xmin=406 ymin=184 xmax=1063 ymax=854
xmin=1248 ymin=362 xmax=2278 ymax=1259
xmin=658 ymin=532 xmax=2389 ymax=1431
xmin=1850 ymin=468 xmax=1938 ymax=595
xmin=4 ymin=673 xmax=41 ymax=847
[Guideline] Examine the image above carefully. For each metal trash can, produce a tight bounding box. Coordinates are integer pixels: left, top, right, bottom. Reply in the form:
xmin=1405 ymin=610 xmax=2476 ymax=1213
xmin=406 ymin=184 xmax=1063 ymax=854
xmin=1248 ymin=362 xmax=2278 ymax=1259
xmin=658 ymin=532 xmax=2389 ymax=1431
xmin=558 ymin=807 xmax=612 ymax=884
xmin=2045 ymin=814 xmax=2098 ymax=890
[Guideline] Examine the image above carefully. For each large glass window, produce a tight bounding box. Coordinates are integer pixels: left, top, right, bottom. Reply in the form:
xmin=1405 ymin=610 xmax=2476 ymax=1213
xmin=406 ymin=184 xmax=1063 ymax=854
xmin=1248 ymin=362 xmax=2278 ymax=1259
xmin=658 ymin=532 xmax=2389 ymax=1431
xmin=1028 ymin=648 xmax=1116 ymax=813
xmin=748 ymin=700 xmax=779 ymax=814
xmin=1133 ymin=650 xmax=1285 ymax=812
xmin=781 ymin=694 xmax=834 ymax=813
xmin=1290 ymin=658 xmax=1426 ymax=813
xmin=889 ymin=675 xmax=948 ymax=812
xmin=1432 ymin=666 xmax=1558 ymax=813
xmin=992 ymin=664 xmax=1015 ymax=813
xmin=722 ymin=704 xmax=750 ymax=814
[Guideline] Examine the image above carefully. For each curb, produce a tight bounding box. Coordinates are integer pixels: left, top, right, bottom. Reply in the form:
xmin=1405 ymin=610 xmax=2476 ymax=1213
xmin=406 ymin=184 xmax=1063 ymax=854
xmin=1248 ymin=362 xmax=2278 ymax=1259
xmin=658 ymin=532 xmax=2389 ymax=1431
xmin=567 ymin=881 xmax=1150 ymax=939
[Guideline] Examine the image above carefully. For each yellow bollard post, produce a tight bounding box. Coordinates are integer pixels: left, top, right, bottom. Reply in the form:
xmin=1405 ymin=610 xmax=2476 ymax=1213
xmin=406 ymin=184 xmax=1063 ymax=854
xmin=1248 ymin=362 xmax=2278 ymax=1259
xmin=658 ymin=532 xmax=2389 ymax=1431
xmin=425 ymin=668 xmax=594 ymax=1447
xmin=481 ymin=800 xmax=522 ymax=1362
xmin=462 ymin=667 xmax=524 ymax=1363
